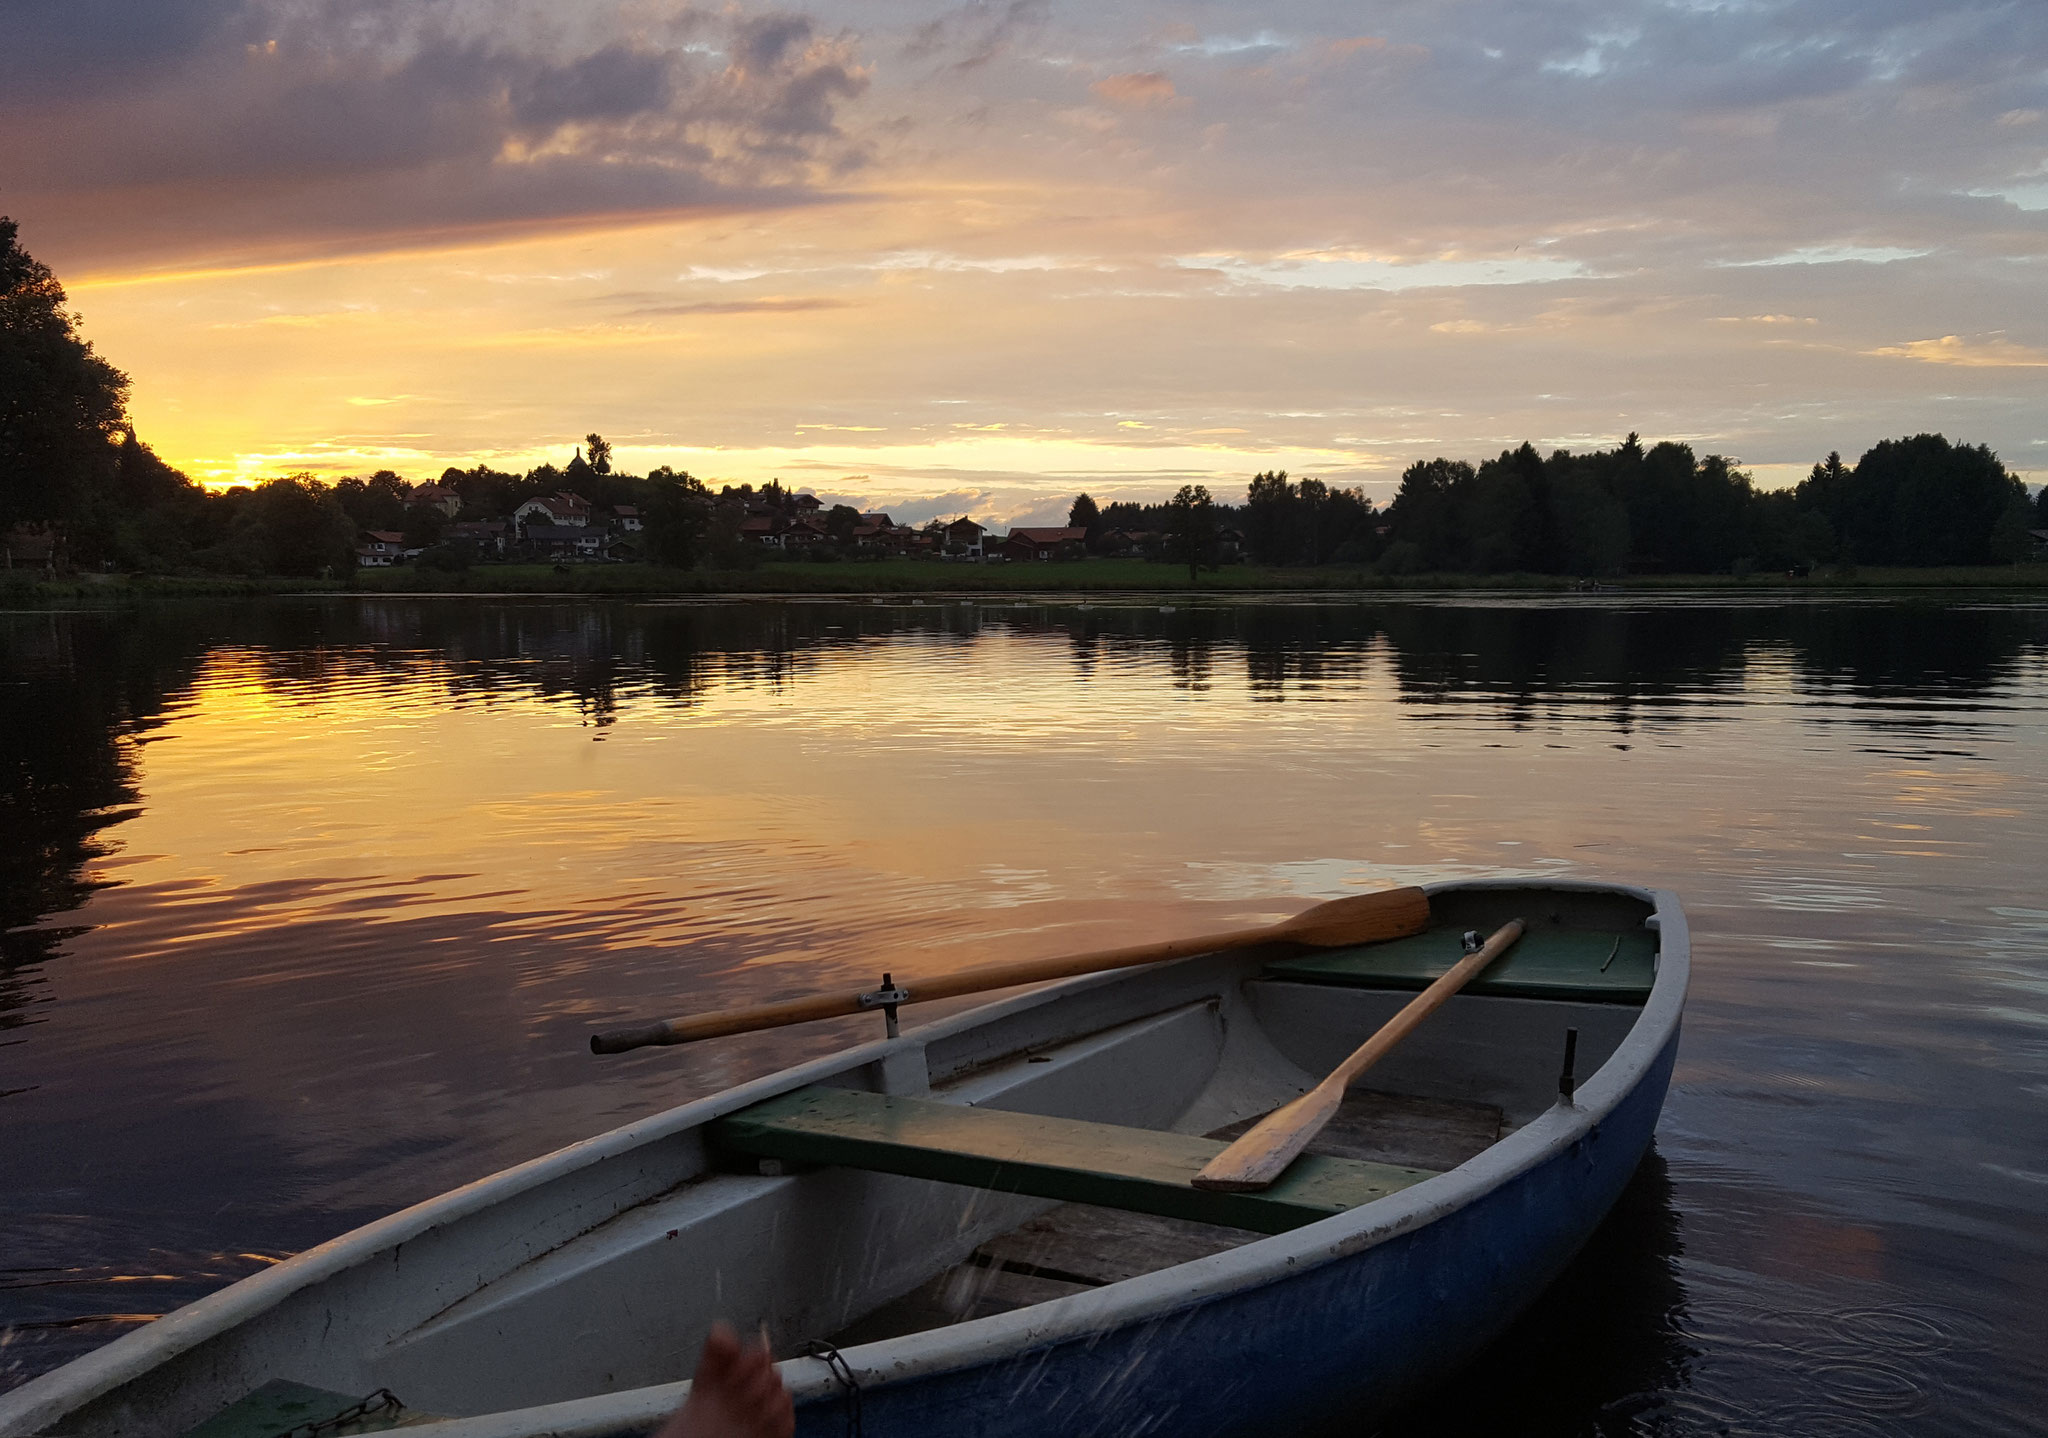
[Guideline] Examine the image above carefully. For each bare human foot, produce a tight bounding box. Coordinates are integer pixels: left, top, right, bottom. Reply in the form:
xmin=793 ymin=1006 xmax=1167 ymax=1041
xmin=655 ymin=1323 xmax=794 ymax=1438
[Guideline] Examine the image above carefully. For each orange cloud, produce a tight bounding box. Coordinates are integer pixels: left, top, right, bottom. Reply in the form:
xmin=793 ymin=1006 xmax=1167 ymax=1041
xmin=1092 ymin=72 xmax=1178 ymax=108
xmin=1867 ymin=334 xmax=2048 ymax=368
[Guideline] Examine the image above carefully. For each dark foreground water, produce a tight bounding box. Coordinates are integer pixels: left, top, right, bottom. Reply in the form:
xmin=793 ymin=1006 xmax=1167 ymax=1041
xmin=3 ymin=595 xmax=2045 ymax=1436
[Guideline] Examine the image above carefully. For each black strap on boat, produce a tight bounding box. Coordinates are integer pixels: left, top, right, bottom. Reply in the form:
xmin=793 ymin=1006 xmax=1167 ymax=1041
xmin=263 ymin=1388 xmax=403 ymax=1438
xmin=803 ymin=1340 xmax=864 ymax=1438
xmin=1558 ymin=1027 xmax=1579 ymax=1104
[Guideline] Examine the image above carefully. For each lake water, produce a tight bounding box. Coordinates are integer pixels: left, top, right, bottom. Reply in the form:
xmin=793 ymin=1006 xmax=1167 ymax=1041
xmin=3 ymin=594 xmax=2045 ymax=1435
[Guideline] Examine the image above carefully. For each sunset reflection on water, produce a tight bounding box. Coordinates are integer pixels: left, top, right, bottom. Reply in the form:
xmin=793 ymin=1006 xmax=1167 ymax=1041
xmin=4 ymin=595 xmax=2045 ymax=1434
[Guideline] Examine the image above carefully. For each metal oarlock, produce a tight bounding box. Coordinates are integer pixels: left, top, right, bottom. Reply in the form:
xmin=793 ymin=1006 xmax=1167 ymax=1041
xmin=858 ymin=972 xmax=911 ymax=1039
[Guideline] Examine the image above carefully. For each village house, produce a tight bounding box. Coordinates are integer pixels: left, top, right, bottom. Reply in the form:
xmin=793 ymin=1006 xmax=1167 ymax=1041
xmin=782 ymin=516 xmax=829 ymax=548
xmin=849 ymin=512 xmax=906 ymax=550
xmin=611 ymin=505 xmax=643 ymax=533
xmin=2 ymin=524 xmax=61 ymax=571
xmin=448 ymin=519 xmax=508 ymax=556
xmin=1095 ymin=527 xmax=1159 ymax=558
xmin=523 ymin=524 xmax=604 ymax=562
xmin=741 ymin=515 xmax=784 ymax=547
xmin=405 ymin=482 xmax=462 ymax=518
xmin=1002 ymin=526 xmax=1087 ymax=562
xmin=356 ymin=530 xmax=405 ymax=567
xmin=942 ymin=518 xmax=988 ymax=558
xmin=3 ymin=524 xmax=58 ymax=570
xmin=512 ymin=492 xmax=592 ymax=529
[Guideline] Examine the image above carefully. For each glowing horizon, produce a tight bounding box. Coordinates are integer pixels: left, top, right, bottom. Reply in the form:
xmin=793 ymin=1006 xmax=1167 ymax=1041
xmin=11 ymin=0 xmax=2045 ymax=520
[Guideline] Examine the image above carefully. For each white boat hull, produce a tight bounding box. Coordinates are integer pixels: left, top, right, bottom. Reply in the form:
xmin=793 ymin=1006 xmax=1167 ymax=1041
xmin=2 ymin=880 xmax=1688 ymax=1438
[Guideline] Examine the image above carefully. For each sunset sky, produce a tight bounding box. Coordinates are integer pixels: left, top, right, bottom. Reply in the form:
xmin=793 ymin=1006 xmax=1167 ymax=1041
xmin=8 ymin=0 xmax=2046 ymax=523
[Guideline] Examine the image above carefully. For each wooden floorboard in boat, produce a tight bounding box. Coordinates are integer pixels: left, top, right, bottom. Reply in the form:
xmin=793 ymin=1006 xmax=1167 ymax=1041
xmin=827 ymin=1263 xmax=1096 ymax=1347
xmin=975 ymin=1206 xmax=1252 ymax=1285
xmin=978 ymin=1089 xmax=1504 ymax=1286
xmin=1208 ymin=1087 xmax=1505 ymax=1173
xmin=821 ymin=1089 xmax=1504 ymax=1347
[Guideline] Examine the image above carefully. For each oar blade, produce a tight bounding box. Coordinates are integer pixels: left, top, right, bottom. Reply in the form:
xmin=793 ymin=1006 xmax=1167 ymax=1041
xmin=1191 ymin=1084 xmax=1343 ymax=1192
xmin=1280 ymin=888 xmax=1431 ymax=948
xmin=1193 ymin=918 xmax=1528 ymax=1191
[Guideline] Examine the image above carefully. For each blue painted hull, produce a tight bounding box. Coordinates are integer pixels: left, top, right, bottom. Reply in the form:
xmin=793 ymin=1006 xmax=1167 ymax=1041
xmin=796 ymin=1028 xmax=1680 ymax=1438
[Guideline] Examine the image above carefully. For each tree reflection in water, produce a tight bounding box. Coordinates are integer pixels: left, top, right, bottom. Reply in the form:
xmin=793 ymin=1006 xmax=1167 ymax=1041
xmin=2 ymin=595 xmax=2044 ymax=1422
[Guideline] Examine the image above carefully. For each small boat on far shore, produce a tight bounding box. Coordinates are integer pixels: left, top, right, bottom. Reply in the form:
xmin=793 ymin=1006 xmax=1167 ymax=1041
xmin=2 ymin=879 xmax=1687 ymax=1438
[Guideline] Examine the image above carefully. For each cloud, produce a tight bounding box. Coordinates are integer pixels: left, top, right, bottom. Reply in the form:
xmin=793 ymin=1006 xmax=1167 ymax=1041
xmin=1092 ymin=72 xmax=1179 ymax=107
xmin=2 ymin=3 xmax=869 ymax=270
xmin=1867 ymin=334 xmax=2048 ymax=367
xmin=1184 ymin=251 xmax=1592 ymax=292
xmin=509 ymin=45 xmax=676 ymax=131
xmin=1716 ymin=246 xmax=1934 ymax=268
xmin=803 ymin=486 xmax=1079 ymax=529
xmin=901 ymin=0 xmax=1049 ymax=72
xmin=0 ymin=0 xmax=247 ymax=96
xmin=609 ymin=296 xmax=855 ymax=317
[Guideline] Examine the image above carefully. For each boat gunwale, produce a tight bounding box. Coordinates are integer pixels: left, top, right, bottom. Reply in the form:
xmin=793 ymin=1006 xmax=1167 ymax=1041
xmin=0 ymin=879 xmax=1688 ymax=1438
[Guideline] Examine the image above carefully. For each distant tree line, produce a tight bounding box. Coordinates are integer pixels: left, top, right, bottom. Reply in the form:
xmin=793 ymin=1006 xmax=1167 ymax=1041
xmin=1376 ymin=434 xmax=2034 ymax=575
xmin=1061 ymin=433 xmax=2037 ymax=577
xmin=4 ymin=215 xmax=2041 ymax=580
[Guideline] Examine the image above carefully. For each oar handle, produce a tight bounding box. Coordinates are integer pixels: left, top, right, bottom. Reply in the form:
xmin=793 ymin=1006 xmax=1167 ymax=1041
xmin=1328 ymin=917 xmax=1525 ymax=1087
xmin=589 ymin=887 xmax=1432 ymax=1055
xmin=589 ymin=929 xmax=1274 ymax=1054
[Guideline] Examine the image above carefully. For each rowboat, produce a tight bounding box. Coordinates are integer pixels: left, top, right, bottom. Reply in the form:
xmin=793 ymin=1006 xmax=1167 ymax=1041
xmin=2 ymin=878 xmax=1687 ymax=1438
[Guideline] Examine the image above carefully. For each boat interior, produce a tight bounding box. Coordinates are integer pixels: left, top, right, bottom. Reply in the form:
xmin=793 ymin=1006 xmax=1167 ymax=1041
xmin=152 ymin=886 xmax=1662 ymax=1438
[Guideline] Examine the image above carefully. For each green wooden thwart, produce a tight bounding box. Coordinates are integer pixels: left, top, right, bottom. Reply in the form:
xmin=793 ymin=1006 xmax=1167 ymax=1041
xmin=712 ymin=1087 xmax=1437 ymax=1234
xmin=1264 ymin=925 xmax=1657 ymax=1003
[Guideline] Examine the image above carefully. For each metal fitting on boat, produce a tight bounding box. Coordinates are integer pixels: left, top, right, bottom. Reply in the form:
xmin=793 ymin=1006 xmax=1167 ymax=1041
xmin=858 ymin=973 xmax=912 ymax=1038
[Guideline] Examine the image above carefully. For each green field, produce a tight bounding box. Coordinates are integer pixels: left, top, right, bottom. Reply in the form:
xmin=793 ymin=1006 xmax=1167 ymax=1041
xmin=7 ymin=558 xmax=2048 ymax=604
xmin=349 ymin=559 xmax=1447 ymax=594
xmin=331 ymin=557 xmax=2048 ymax=596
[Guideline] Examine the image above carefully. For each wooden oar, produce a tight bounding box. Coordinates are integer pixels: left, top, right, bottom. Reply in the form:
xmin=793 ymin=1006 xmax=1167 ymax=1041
xmin=1192 ymin=918 xmax=1526 ymax=1193
xmin=590 ymin=887 xmax=1432 ymax=1055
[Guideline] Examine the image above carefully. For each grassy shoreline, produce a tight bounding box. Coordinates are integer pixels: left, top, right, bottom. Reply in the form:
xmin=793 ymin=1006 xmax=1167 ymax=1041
xmin=6 ymin=558 xmax=2048 ymax=604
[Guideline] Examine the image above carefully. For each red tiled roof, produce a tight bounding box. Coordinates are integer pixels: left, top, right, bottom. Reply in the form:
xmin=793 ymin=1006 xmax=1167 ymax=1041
xmin=1007 ymin=527 xmax=1086 ymax=544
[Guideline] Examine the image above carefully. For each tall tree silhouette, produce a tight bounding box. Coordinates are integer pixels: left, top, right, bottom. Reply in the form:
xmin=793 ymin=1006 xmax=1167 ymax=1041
xmin=0 ymin=217 xmax=130 ymax=533
xmin=1068 ymin=493 xmax=1100 ymax=535
xmin=1165 ymin=484 xmax=1219 ymax=582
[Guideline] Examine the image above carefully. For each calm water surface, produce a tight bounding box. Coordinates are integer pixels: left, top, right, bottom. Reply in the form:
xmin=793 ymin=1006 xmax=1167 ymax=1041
xmin=3 ymin=595 xmax=2045 ymax=1435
